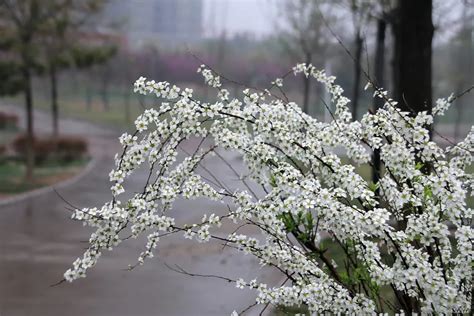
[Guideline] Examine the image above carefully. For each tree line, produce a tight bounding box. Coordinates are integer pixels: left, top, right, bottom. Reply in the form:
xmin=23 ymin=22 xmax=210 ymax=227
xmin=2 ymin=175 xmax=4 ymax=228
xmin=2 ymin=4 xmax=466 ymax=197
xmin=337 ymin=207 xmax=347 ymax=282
xmin=0 ymin=0 xmax=115 ymax=181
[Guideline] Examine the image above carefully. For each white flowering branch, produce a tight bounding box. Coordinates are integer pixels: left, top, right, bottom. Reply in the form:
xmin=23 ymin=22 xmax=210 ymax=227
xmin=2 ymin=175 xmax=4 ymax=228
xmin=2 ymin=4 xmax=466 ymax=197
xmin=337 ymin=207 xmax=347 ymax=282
xmin=64 ymin=62 xmax=473 ymax=314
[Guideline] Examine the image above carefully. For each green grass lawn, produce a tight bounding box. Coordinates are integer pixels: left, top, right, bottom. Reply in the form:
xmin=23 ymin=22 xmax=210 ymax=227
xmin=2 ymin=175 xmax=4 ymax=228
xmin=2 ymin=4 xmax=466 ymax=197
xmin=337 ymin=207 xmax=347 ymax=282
xmin=274 ymin=305 xmax=309 ymax=315
xmin=2 ymin=93 xmax=143 ymax=131
xmin=0 ymin=129 xmax=19 ymax=146
xmin=0 ymin=159 xmax=88 ymax=196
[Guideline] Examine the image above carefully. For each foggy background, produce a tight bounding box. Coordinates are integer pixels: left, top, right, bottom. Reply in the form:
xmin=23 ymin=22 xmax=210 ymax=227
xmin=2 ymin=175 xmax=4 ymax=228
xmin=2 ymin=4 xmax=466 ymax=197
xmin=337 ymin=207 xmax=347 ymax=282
xmin=0 ymin=0 xmax=472 ymax=315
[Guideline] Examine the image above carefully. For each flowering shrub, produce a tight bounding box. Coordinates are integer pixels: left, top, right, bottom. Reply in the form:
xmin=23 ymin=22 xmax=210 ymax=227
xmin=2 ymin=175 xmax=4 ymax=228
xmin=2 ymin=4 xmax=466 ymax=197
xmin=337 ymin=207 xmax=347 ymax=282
xmin=65 ymin=63 xmax=473 ymax=314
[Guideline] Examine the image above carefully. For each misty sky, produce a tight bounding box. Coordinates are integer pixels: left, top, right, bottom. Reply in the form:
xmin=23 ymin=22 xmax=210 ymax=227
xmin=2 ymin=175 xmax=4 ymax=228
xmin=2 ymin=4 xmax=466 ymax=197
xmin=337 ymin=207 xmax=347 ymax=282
xmin=203 ymin=0 xmax=279 ymax=37
xmin=201 ymin=0 xmax=465 ymax=42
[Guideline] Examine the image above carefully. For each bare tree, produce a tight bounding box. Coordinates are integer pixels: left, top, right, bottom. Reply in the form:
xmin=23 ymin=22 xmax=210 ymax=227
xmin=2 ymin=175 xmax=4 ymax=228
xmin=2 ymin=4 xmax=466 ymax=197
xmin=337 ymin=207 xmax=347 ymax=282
xmin=72 ymin=44 xmax=116 ymax=112
xmin=278 ymin=0 xmax=332 ymax=114
xmin=346 ymin=0 xmax=374 ymax=120
xmin=40 ymin=0 xmax=107 ymax=139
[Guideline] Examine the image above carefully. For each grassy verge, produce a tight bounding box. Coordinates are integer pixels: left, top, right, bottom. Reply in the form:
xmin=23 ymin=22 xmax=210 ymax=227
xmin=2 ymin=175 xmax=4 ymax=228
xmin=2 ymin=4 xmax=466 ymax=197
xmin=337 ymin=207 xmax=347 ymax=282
xmin=274 ymin=305 xmax=309 ymax=315
xmin=0 ymin=158 xmax=89 ymax=197
xmin=0 ymin=129 xmax=19 ymax=145
xmin=2 ymin=94 xmax=142 ymax=130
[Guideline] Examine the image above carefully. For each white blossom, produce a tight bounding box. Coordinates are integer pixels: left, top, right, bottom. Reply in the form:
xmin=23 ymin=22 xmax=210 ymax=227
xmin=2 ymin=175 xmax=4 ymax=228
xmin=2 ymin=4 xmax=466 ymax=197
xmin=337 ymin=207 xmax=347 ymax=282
xmin=66 ymin=63 xmax=474 ymax=314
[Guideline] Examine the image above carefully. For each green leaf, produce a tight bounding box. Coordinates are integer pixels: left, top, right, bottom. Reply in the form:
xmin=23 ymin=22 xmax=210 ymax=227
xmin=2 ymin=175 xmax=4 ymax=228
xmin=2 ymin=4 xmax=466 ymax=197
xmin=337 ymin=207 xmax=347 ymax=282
xmin=368 ymin=182 xmax=380 ymax=192
xmin=340 ymin=271 xmax=350 ymax=284
xmin=297 ymin=231 xmax=309 ymax=243
xmin=269 ymin=174 xmax=277 ymax=188
xmin=423 ymin=185 xmax=433 ymax=199
xmin=278 ymin=213 xmax=296 ymax=231
xmin=304 ymin=212 xmax=314 ymax=231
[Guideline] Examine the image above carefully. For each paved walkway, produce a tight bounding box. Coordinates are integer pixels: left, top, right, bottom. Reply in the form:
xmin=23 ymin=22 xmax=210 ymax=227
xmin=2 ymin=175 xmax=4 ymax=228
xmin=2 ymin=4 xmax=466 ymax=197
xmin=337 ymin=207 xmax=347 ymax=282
xmin=0 ymin=106 xmax=276 ymax=316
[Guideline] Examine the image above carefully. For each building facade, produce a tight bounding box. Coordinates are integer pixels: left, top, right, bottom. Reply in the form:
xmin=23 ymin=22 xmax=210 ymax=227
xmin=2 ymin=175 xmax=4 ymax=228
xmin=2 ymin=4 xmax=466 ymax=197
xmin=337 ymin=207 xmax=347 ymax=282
xmin=103 ymin=0 xmax=203 ymax=47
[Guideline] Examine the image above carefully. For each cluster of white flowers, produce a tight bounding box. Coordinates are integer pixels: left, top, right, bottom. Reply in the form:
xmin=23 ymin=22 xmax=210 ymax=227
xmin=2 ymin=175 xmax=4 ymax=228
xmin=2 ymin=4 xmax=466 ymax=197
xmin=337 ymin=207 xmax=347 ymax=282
xmin=198 ymin=64 xmax=222 ymax=88
xmin=433 ymin=94 xmax=454 ymax=116
xmin=66 ymin=63 xmax=473 ymax=314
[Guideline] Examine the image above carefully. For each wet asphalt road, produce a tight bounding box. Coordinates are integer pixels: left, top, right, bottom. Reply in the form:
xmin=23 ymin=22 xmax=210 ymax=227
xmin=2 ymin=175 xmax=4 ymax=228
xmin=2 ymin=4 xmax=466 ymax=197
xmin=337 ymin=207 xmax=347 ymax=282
xmin=0 ymin=106 xmax=277 ymax=316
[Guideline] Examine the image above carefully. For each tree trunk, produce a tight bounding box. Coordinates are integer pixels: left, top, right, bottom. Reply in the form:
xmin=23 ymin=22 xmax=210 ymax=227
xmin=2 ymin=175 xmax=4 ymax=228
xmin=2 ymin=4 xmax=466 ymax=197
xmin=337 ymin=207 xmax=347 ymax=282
xmin=85 ymin=77 xmax=93 ymax=111
xmin=101 ymin=79 xmax=109 ymax=111
xmin=392 ymin=0 xmax=434 ymax=115
xmin=50 ymin=64 xmax=59 ymax=139
xmin=302 ymin=52 xmax=312 ymax=114
xmin=216 ymin=31 xmax=227 ymax=69
xmin=391 ymin=2 xmax=433 ymax=310
xmin=19 ymin=35 xmax=35 ymax=181
xmin=23 ymin=66 xmax=34 ymax=181
xmin=372 ymin=19 xmax=386 ymax=188
xmin=351 ymin=32 xmax=363 ymax=121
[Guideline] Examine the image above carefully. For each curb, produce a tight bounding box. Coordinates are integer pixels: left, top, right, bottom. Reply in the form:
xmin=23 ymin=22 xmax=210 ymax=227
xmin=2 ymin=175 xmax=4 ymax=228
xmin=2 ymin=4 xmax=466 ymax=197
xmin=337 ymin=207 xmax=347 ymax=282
xmin=0 ymin=158 xmax=98 ymax=207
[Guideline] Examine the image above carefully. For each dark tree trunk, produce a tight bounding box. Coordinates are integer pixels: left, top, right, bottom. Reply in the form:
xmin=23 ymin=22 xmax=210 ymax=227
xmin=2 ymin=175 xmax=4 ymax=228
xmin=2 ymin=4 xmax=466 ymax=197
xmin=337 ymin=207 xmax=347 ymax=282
xmin=351 ymin=32 xmax=363 ymax=121
xmin=302 ymin=52 xmax=312 ymax=114
xmin=23 ymin=66 xmax=34 ymax=181
xmin=372 ymin=19 xmax=386 ymax=187
xmin=391 ymin=2 xmax=434 ymax=310
xmin=50 ymin=64 xmax=59 ymax=139
xmin=85 ymin=88 xmax=92 ymax=111
xmin=85 ymin=74 xmax=93 ymax=111
xmin=101 ymin=79 xmax=109 ymax=111
xmin=392 ymin=0 xmax=434 ymax=115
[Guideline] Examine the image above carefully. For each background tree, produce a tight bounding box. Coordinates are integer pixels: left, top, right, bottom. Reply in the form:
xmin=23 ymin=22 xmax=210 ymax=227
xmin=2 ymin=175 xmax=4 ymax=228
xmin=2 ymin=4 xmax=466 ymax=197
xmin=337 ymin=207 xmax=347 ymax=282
xmin=0 ymin=32 xmax=23 ymax=96
xmin=369 ymin=0 xmax=394 ymax=187
xmin=371 ymin=8 xmax=387 ymax=187
xmin=278 ymin=0 xmax=332 ymax=114
xmin=389 ymin=0 xmax=435 ymax=306
xmin=71 ymin=44 xmax=117 ymax=111
xmin=346 ymin=0 xmax=374 ymax=120
xmin=97 ymin=50 xmax=116 ymax=111
xmin=40 ymin=0 xmax=108 ymax=139
xmin=0 ymin=0 xmax=69 ymax=180
xmin=115 ymin=49 xmax=136 ymax=123
xmin=391 ymin=0 xmax=434 ymax=115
